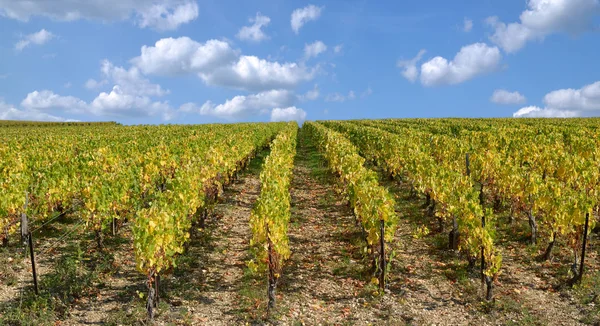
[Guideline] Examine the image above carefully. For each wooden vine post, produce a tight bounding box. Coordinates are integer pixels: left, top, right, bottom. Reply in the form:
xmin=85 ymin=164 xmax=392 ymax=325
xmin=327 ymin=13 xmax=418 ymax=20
xmin=267 ymin=232 xmax=277 ymax=310
xmin=111 ymin=217 xmax=117 ymax=236
xmin=28 ymin=232 xmax=39 ymax=295
xmin=578 ymin=212 xmax=590 ymax=283
xmin=570 ymin=212 xmax=590 ymax=286
xmin=379 ymin=219 xmax=386 ymax=291
xmin=20 ymin=193 xmax=39 ymax=295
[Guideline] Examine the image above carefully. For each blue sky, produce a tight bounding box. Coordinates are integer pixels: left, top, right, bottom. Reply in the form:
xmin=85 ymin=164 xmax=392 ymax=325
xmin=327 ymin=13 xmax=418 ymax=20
xmin=0 ymin=0 xmax=599 ymax=124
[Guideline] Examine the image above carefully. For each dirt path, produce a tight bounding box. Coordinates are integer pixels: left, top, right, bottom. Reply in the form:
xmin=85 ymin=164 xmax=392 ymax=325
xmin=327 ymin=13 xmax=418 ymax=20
xmin=146 ymin=151 xmax=267 ymax=325
xmin=177 ymin=167 xmax=262 ymax=324
xmin=275 ymin=130 xmax=404 ymax=324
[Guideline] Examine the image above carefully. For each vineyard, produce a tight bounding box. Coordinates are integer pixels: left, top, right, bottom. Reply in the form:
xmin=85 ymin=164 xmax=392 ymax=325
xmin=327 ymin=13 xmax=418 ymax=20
xmin=0 ymin=119 xmax=599 ymax=325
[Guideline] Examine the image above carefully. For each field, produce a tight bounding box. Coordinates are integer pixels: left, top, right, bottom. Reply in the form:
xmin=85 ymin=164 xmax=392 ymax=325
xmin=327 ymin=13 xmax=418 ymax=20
xmin=0 ymin=119 xmax=599 ymax=326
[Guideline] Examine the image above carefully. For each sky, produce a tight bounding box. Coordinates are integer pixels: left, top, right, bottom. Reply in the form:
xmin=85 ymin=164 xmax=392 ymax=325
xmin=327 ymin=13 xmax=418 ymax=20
xmin=0 ymin=0 xmax=599 ymax=124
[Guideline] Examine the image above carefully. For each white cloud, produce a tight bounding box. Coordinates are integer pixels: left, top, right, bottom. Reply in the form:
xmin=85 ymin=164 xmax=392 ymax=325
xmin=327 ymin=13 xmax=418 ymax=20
xmin=420 ymin=43 xmax=501 ymax=86
xmin=512 ymin=106 xmax=579 ymax=118
xmin=463 ymin=18 xmax=473 ymax=32
xmin=299 ymin=84 xmax=319 ymax=101
xmin=486 ymin=0 xmax=600 ymax=53
xmin=491 ymin=89 xmax=527 ymax=105
xmin=237 ymin=13 xmax=270 ymax=42
xmin=304 ymin=41 xmax=327 ymax=60
xmin=135 ymin=1 xmax=198 ymax=31
xmin=21 ymin=90 xmax=88 ymax=113
xmin=325 ymin=90 xmax=357 ymax=102
xmin=199 ymin=55 xmax=315 ymax=92
xmin=334 ymin=44 xmax=343 ymax=54
xmin=0 ymin=99 xmax=75 ymax=122
xmin=397 ymin=49 xmax=426 ymax=83
xmin=0 ymin=0 xmax=199 ymax=31
xmin=22 ymin=64 xmax=174 ymax=121
xmin=271 ymin=107 xmax=307 ymax=123
xmin=85 ymin=79 xmax=108 ymax=90
xmin=361 ymin=87 xmax=373 ymax=98
xmin=15 ymin=29 xmax=54 ymax=51
xmin=543 ymin=81 xmax=600 ymax=111
xmin=64 ymin=82 xmax=72 ymax=88
xmin=512 ymin=81 xmax=600 ymax=117
xmin=100 ymin=60 xmax=169 ymax=97
xmin=90 ymin=86 xmax=173 ymax=119
xmin=131 ymin=37 xmax=238 ymax=76
xmin=325 ymin=93 xmax=345 ymax=102
xmin=291 ymin=5 xmax=323 ymax=34
xmin=189 ymin=89 xmax=296 ymax=120
xmin=20 ymin=88 xmax=174 ymax=120
xmin=131 ymin=37 xmax=314 ymax=92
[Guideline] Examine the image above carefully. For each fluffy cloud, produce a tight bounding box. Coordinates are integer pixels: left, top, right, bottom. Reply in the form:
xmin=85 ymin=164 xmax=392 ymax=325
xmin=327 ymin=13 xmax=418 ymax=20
xmin=90 ymin=86 xmax=172 ymax=118
xmin=490 ymin=89 xmax=527 ymax=105
xmin=237 ymin=13 xmax=270 ymax=42
xmin=20 ymin=88 xmax=174 ymax=120
xmin=15 ymin=29 xmax=54 ymax=51
xmin=397 ymin=49 xmax=426 ymax=83
xmin=20 ymin=60 xmax=174 ymax=120
xmin=0 ymin=99 xmax=76 ymax=122
xmin=543 ymin=81 xmax=600 ymax=111
xmin=512 ymin=106 xmax=579 ymax=118
xmin=131 ymin=37 xmax=315 ymax=92
xmin=325 ymin=90 xmax=356 ymax=102
xmin=85 ymin=79 xmax=108 ymax=90
xmin=361 ymin=87 xmax=373 ymax=98
xmin=420 ymin=43 xmax=501 ymax=86
xmin=200 ymin=56 xmax=315 ymax=92
xmin=291 ymin=5 xmax=323 ymax=34
xmin=334 ymin=44 xmax=343 ymax=54
xmin=271 ymin=107 xmax=307 ymax=123
xmin=299 ymin=84 xmax=320 ymax=101
xmin=0 ymin=0 xmax=198 ymax=31
xmin=487 ymin=0 xmax=600 ymax=53
xmin=131 ymin=37 xmax=238 ymax=76
xmin=187 ymin=89 xmax=296 ymax=120
xmin=304 ymin=41 xmax=327 ymax=60
xmin=21 ymin=90 xmax=88 ymax=113
xmin=136 ymin=1 xmax=198 ymax=31
xmin=513 ymin=81 xmax=600 ymax=117
xmin=100 ymin=60 xmax=169 ymax=97
xmin=463 ymin=18 xmax=473 ymax=32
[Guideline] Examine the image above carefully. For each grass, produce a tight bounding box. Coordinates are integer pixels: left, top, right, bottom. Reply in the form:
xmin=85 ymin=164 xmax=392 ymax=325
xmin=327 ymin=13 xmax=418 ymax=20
xmin=103 ymin=302 xmax=147 ymax=326
xmin=0 ymin=246 xmax=21 ymax=287
xmin=573 ymin=270 xmax=600 ymax=324
xmin=494 ymin=296 xmax=547 ymax=326
xmin=236 ymin=266 xmax=267 ymax=321
xmin=0 ymin=242 xmax=101 ymax=325
xmin=0 ymin=213 xmax=132 ymax=325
